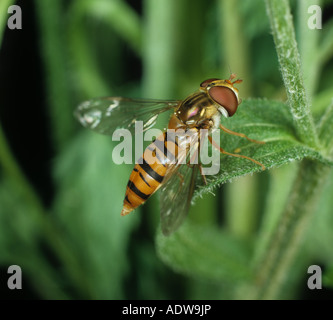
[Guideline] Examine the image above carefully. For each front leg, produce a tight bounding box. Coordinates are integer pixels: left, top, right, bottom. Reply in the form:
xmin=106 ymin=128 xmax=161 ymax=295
xmin=219 ymin=123 xmax=265 ymax=145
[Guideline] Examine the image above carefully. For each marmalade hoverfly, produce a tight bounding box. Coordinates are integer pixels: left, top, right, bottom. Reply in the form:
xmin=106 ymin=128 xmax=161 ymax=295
xmin=75 ymin=75 xmax=265 ymax=235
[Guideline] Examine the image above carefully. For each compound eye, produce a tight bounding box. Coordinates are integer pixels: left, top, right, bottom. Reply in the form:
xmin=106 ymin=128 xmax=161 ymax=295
xmin=200 ymin=78 xmax=220 ymax=88
xmin=209 ymin=86 xmax=239 ymax=117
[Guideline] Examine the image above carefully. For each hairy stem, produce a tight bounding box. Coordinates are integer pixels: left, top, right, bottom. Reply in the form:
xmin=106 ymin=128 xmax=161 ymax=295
xmin=251 ymin=0 xmax=328 ymax=299
xmin=252 ymin=160 xmax=330 ymax=299
xmin=266 ymin=0 xmax=318 ymax=148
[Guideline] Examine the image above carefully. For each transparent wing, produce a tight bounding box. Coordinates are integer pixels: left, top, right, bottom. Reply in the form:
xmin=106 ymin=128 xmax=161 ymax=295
xmin=75 ymin=97 xmax=180 ymax=136
xmin=160 ymin=131 xmax=200 ymax=236
xmin=160 ymin=163 xmax=199 ymax=236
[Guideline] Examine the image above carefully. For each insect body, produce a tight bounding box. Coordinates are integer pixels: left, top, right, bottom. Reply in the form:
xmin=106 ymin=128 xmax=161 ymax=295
xmin=75 ymin=75 xmax=265 ymax=235
xmin=121 ymin=131 xmax=178 ymax=216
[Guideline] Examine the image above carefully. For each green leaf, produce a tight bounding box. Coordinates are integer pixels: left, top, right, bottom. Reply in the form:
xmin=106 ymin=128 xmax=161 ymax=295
xmin=0 ymin=179 xmax=40 ymax=263
xmin=193 ymin=98 xmax=332 ymax=201
xmin=0 ymin=177 xmax=71 ymax=299
xmin=156 ymin=220 xmax=253 ymax=283
xmin=155 ymin=98 xmax=332 ymax=286
xmin=265 ymin=0 xmax=318 ymax=147
xmin=53 ymin=132 xmax=139 ymax=299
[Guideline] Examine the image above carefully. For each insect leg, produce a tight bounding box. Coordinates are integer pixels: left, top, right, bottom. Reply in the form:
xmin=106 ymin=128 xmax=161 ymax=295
xmin=219 ymin=124 xmax=265 ymax=145
xmin=199 ymin=164 xmax=207 ymax=185
xmin=186 ymin=150 xmax=207 ymax=185
xmin=196 ymin=131 xmax=207 ymax=185
xmin=208 ymin=136 xmax=265 ymax=170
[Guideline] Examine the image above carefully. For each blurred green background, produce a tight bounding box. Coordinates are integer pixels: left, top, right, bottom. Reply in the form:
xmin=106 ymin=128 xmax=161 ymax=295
xmin=0 ymin=0 xmax=333 ymax=299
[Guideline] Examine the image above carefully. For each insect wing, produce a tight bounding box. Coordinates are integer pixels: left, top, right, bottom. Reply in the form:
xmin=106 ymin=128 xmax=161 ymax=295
xmin=159 ymin=131 xmax=200 ymax=236
xmin=160 ymin=163 xmax=199 ymax=236
xmin=75 ymin=97 xmax=180 ymax=135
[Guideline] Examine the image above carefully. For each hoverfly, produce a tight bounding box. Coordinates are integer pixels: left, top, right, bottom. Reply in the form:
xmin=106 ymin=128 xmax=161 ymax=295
xmin=75 ymin=75 xmax=265 ymax=235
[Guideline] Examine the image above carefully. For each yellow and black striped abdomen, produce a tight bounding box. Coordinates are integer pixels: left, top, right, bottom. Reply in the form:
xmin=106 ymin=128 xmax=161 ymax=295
xmin=121 ymin=132 xmax=179 ymax=216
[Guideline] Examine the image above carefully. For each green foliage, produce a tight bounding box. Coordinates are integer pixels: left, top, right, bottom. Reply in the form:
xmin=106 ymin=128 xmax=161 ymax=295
xmin=266 ymin=0 xmax=319 ymax=147
xmin=318 ymin=101 xmax=333 ymax=154
xmin=156 ymin=222 xmax=253 ymax=283
xmin=1 ymin=0 xmax=333 ymax=300
xmin=53 ymin=132 xmax=138 ymax=298
xmin=193 ymin=98 xmax=332 ymax=201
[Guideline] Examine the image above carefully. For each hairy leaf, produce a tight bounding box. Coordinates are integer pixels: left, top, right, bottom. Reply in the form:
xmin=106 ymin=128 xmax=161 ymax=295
xmin=156 ymin=221 xmax=253 ymax=283
xmin=193 ymin=98 xmax=332 ymax=201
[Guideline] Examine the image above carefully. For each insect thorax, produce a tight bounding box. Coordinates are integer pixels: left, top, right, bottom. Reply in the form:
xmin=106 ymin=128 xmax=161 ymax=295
xmin=172 ymin=91 xmax=221 ymax=130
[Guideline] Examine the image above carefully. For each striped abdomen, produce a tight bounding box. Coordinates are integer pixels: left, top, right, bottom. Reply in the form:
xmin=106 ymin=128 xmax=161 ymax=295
xmin=121 ymin=132 xmax=178 ymax=216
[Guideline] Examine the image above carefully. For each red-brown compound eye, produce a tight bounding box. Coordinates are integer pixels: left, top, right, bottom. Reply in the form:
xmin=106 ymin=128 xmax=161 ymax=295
xmin=209 ymin=86 xmax=239 ymax=116
xmin=200 ymin=78 xmax=220 ymax=88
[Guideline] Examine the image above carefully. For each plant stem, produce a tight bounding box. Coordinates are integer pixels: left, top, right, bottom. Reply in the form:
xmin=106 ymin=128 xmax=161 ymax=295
xmin=318 ymin=19 xmax=333 ymax=64
xmin=298 ymin=0 xmax=322 ymax=98
xmin=0 ymin=2 xmax=40 ymax=211
xmin=142 ymin=0 xmax=183 ymax=99
xmin=318 ymin=99 xmax=333 ymax=155
xmin=252 ymin=1 xmax=329 ymax=298
xmin=88 ymin=0 xmax=142 ymax=56
xmin=68 ymin=1 xmax=110 ymax=98
xmin=218 ymin=0 xmax=259 ymax=238
xmin=252 ymin=160 xmax=330 ymax=299
xmin=218 ymin=0 xmax=252 ymax=96
xmin=35 ymin=0 xmax=74 ymax=150
xmin=265 ymin=0 xmax=318 ymax=148
xmin=0 ymin=123 xmax=44 ymax=216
